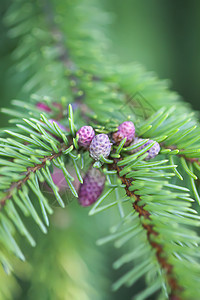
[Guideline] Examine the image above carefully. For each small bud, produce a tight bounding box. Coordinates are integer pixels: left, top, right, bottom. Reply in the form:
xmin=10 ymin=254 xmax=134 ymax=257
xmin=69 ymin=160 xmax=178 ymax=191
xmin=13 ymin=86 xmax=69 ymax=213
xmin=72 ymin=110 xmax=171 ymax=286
xmin=130 ymin=138 xmax=160 ymax=160
xmin=77 ymin=126 xmax=95 ymax=148
xmin=44 ymin=167 xmax=80 ymax=193
xmin=36 ymin=102 xmax=52 ymax=112
xmin=78 ymin=168 xmax=105 ymax=206
xmin=51 ymin=167 xmax=70 ymax=192
xmin=113 ymin=121 xmax=135 ymax=146
xmin=36 ymin=102 xmax=62 ymax=113
xmin=89 ymin=134 xmax=112 ymax=160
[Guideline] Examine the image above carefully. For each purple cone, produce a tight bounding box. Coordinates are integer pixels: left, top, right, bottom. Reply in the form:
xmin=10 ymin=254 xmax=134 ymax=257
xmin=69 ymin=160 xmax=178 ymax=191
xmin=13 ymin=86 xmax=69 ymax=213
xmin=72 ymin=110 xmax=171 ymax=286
xmin=36 ymin=102 xmax=62 ymax=113
xmin=51 ymin=167 xmax=70 ymax=192
xmin=45 ymin=167 xmax=80 ymax=193
xmin=89 ymin=134 xmax=112 ymax=160
xmin=36 ymin=102 xmax=52 ymax=112
xmin=78 ymin=167 xmax=106 ymax=206
xmin=77 ymin=126 xmax=95 ymax=148
xmin=130 ymin=138 xmax=160 ymax=160
xmin=113 ymin=121 xmax=135 ymax=146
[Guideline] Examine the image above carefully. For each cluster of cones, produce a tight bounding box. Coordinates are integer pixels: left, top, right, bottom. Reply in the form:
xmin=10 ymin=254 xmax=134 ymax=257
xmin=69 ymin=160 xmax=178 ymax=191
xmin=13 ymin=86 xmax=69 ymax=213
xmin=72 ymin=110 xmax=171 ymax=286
xmin=37 ymin=102 xmax=160 ymax=207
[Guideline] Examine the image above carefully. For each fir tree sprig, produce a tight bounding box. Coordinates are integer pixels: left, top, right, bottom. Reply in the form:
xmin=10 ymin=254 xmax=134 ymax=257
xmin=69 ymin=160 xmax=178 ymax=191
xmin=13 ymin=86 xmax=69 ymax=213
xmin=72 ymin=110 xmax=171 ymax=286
xmin=111 ymin=157 xmax=182 ymax=299
xmin=2 ymin=0 xmax=200 ymax=299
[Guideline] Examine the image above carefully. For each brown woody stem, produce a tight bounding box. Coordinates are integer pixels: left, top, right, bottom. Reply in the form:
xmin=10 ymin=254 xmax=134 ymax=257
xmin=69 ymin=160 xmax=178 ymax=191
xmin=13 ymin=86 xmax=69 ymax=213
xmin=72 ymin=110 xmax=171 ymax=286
xmin=111 ymin=157 xmax=183 ymax=300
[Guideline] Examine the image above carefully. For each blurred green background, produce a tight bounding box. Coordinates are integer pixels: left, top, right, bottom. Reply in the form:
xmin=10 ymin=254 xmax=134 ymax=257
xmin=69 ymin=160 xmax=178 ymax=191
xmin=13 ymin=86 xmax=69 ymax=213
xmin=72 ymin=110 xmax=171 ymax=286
xmin=1 ymin=0 xmax=200 ymax=124
xmin=105 ymin=0 xmax=200 ymax=111
xmin=0 ymin=0 xmax=200 ymax=299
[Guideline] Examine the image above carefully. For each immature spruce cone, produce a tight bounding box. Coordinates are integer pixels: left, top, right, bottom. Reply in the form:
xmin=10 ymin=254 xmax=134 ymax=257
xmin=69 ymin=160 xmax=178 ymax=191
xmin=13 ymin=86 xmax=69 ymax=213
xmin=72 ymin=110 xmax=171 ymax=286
xmin=76 ymin=126 xmax=95 ymax=148
xmin=130 ymin=138 xmax=160 ymax=160
xmin=112 ymin=121 xmax=135 ymax=146
xmin=89 ymin=134 xmax=112 ymax=160
xmin=78 ymin=168 xmax=106 ymax=206
xmin=45 ymin=167 xmax=80 ymax=193
xmin=36 ymin=102 xmax=52 ymax=112
xmin=36 ymin=102 xmax=62 ymax=112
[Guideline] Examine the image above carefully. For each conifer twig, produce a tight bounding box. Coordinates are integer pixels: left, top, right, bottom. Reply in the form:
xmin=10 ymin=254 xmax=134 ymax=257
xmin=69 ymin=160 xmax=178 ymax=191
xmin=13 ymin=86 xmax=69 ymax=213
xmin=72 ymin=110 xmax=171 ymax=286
xmin=43 ymin=1 xmax=93 ymax=120
xmin=164 ymin=144 xmax=200 ymax=166
xmin=111 ymin=157 xmax=183 ymax=300
xmin=0 ymin=143 xmax=69 ymax=210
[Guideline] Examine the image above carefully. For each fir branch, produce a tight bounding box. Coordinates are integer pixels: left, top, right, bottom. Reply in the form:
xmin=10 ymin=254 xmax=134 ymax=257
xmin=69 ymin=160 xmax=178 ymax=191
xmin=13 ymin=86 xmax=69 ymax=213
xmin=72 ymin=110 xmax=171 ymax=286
xmin=42 ymin=0 xmax=95 ymax=122
xmin=3 ymin=1 xmax=200 ymax=299
xmin=40 ymin=1 xmax=153 ymax=125
xmin=111 ymin=157 xmax=183 ymax=299
xmin=0 ymin=143 xmax=69 ymax=210
xmin=166 ymin=145 xmax=200 ymax=166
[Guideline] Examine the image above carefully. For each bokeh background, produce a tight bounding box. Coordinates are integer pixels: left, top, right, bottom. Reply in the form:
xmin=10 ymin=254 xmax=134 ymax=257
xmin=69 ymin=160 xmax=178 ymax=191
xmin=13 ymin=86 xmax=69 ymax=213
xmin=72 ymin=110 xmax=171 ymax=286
xmin=1 ymin=0 xmax=200 ymax=123
xmin=105 ymin=0 xmax=200 ymax=112
xmin=0 ymin=0 xmax=200 ymax=299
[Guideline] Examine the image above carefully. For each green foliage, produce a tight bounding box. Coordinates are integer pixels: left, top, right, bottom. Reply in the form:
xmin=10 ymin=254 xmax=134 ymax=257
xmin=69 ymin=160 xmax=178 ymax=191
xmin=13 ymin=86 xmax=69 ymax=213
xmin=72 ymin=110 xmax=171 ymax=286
xmin=1 ymin=0 xmax=200 ymax=299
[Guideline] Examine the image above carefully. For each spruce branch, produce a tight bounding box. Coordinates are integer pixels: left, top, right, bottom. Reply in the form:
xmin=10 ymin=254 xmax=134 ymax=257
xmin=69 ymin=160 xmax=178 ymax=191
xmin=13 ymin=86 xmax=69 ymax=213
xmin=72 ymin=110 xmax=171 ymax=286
xmin=0 ymin=142 xmax=69 ymax=210
xmin=111 ymin=157 xmax=182 ymax=299
xmin=165 ymin=144 xmax=200 ymax=166
xmin=2 ymin=0 xmax=200 ymax=299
